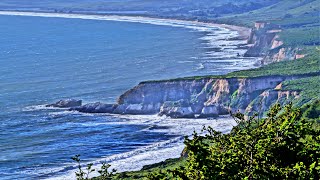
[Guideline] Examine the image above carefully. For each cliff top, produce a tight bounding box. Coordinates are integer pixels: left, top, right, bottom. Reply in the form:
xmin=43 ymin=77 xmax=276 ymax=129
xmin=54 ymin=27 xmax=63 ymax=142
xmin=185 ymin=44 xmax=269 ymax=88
xmin=142 ymin=48 xmax=319 ymax=83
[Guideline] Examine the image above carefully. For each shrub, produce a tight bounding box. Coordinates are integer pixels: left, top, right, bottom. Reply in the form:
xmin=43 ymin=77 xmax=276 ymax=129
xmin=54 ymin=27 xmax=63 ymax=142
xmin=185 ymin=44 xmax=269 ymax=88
xmin=71 ymin=155 xmax=116 ymax=180
xmin=170 ymin=104 xmax=320 ymax=179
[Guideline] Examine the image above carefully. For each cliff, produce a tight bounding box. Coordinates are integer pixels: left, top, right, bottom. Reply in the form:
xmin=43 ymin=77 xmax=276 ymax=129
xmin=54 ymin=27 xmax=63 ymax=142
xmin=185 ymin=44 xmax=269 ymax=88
xmin=245 ymin=22 xmax=299 ymax=65
xmin=116 ymin=75 xmax=303 ymax=118
xmin=69 ymin=22 xmax=315 ymax=119
xmin=72 ymin=75 xmax=304 ymax=119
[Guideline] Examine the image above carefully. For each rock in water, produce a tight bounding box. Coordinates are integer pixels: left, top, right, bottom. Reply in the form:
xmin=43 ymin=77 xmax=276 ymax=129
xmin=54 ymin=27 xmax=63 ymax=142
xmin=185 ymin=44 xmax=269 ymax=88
xmin=46 ymin=99 xmax=82 ymax=108
xmin=70 ymin=102 xmax=115 ymax=113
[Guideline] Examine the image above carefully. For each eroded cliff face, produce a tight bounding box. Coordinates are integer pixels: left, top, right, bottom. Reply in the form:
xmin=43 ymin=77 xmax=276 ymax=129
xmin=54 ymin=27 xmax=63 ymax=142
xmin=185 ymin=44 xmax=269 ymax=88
xmin=70 ymin=22 xmax=307 ymax=118
xmin=245 ymin=24 xmax=298 ymax=64
xmin=115 ymin=79 xmax=207 ymax=115
xmin=245 ymin=89 xmax=300 ymax=118
xmin=244 ymin=29 xmax=276 ymax=57
xmin=263 ymin=46 xmax=297 ymax=64
xmin=70 ymin=74 xmax=306 ymax=118
xmin=108 ymin=75 xmax=300 ymax=118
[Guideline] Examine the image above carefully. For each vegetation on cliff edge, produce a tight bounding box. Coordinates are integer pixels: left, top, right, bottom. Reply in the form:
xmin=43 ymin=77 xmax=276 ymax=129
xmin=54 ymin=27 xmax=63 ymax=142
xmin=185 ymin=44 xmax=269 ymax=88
xmin=167 ymin=104 xmax=319 ymax=179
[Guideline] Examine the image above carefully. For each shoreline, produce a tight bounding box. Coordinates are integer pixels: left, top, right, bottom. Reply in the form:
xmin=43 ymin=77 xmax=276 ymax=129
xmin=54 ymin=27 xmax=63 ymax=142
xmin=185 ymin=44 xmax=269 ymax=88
xmin=47 ymin=114 xmax=237 ymax=179
xmin=0 ymin=10 xmax=251 ymax=40
xmin=0 ymin=10 xmax=254 ymax=179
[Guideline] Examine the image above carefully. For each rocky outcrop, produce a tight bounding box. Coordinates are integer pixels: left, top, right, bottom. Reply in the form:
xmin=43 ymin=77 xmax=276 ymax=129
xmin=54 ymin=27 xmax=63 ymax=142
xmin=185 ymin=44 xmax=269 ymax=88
xmin=270 ymin=35 xmax=284 ymax=49
xmin=199 ymin=105 xmax=220 ymax=118
xmin=68 ymin=75 xmax=306 ymax=118
xmin=70 ymin=102 xmax=115 ymax=113
xmin=114 ymin=79 xmax=206 ymax=115
xmin=262 ymin=46 xmax=297 ymax=64
xmin=245 ymin=29 xmax=277 ymax=57
xmin=46 ymin=99 xmax=82 ymax=108
xmin=295 ymin=54 xmax=306 ymax=59
xmin=113 ymin=103 xmax=161 ymax=115
xmin=159 ymin=101 xmax=195 ymax=118
xmin=245 ymin=22 xmax=300 ymax=65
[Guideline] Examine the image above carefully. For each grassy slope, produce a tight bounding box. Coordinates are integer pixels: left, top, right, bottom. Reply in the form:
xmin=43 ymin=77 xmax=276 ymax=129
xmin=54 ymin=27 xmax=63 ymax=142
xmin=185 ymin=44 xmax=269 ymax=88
xmin=144 ymin=47 xmax=319 ymax=82
xmin=216 ymin=0 xmax=320 ymax=26
xmin=282 ymin=76 xmax=320 ymax=106
xmin=228 ymin=47 xmax=320 ymax=77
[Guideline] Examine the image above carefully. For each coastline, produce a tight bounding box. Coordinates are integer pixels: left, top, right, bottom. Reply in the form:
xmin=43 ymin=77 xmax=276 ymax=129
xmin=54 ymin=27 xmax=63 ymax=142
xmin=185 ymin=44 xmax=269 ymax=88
xmin=0 ymin=10 xmax=255 ymax=179
xmin=1 ymin=2 xmax=318 ymax=179
xmin=0 ymin=10 xmax=251 ymax=40
xmin=47 ymin=114 xmax=237 ymax=179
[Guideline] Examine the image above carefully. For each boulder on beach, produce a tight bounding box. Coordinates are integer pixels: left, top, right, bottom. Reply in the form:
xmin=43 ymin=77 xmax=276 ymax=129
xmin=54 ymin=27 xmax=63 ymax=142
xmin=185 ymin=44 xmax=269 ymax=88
xmin=70 ymin=102 xmax=115 ymax=113
xmin=46 ymin=99 xmax=82 ymax=108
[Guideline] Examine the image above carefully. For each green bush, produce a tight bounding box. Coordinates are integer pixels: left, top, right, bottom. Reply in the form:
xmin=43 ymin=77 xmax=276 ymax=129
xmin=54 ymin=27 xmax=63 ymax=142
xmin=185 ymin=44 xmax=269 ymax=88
xmin=167 ymin=104 xmax=320 ymax=179
xmin=302 ymin=100 xmax=320 ymax=120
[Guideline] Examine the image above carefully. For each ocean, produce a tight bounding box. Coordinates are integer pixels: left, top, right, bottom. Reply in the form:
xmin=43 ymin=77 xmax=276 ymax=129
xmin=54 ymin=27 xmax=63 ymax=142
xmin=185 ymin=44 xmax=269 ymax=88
xmin=0 ymin=13 xmax=255 ymax=179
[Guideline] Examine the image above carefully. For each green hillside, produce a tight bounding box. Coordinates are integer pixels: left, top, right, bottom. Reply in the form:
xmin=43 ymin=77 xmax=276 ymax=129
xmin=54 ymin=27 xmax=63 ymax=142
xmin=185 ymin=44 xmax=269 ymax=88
xmin=217 ymin=0 xmax=320 ymax=26
xmin=217 ymin=0 xmax=320 ymax=47
xmin=0 ymin=0 xmax=280 ymax=16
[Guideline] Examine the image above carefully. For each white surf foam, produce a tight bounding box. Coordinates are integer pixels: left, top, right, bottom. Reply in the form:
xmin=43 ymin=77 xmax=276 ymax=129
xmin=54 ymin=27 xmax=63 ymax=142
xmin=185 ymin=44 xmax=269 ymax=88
xmin=0 ymin=11 xmax=261 ymax=74
xmin=22 ymin=105 xmax=66 ymax=111
xmin=45 ymin=115 xmax=236 ymax=179
xmin=196 ymin=63 xmax=205 ymax=70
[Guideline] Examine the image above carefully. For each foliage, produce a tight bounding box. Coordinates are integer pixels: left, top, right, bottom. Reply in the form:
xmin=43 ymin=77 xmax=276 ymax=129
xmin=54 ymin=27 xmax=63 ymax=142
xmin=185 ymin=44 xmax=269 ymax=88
xmin=281 ymin=76 xmax=320 ymax=106
xmin=147 ymin=104 xmax=320 ymax=179
xmin=217 ymin=0 xmax=320 ymax=27
xmin=228 ymin=47 xmax=320 ymax=78
xmin=71 ymin=155 xmax=116 ymax=180
xmin=301 ymin=99 xmax=320 ymax=120
xmin=280 ymin=27 xmax=320 ymax=46
xmin=71 ymin=155 xmax=95 ymax=180
xmin=97 ymin=162 xmax=117 ymax=180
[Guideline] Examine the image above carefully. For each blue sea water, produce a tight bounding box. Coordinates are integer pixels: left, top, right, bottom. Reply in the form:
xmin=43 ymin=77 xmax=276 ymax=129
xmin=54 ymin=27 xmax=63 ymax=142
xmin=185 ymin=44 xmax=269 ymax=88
xmin=0 ymin=14 xmax=252 ymax=179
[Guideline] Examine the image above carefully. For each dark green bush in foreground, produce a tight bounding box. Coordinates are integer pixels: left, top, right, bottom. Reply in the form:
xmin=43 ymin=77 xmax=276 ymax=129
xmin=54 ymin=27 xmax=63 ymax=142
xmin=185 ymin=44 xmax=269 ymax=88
xmin=169 ymin=104 xmax=320 ymax=179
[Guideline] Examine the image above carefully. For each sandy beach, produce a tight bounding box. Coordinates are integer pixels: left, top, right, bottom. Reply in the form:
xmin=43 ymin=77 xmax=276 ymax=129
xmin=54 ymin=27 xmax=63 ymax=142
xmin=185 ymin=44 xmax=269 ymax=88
xmin=0 ymin=10 xmax=251 ymax=40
